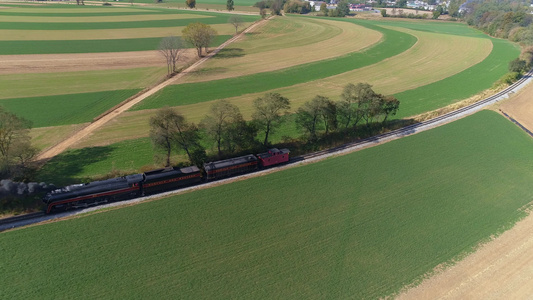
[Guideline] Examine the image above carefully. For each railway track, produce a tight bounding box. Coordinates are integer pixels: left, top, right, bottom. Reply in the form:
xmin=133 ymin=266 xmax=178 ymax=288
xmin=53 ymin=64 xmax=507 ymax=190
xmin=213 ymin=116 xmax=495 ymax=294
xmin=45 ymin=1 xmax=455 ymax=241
xmin=0 ymin=212 xmax=45 ymax=226
xmin=299 ymin=69 xmax=533 ymax=161
xmin=1 ymin=70 xmax=531 ymax=232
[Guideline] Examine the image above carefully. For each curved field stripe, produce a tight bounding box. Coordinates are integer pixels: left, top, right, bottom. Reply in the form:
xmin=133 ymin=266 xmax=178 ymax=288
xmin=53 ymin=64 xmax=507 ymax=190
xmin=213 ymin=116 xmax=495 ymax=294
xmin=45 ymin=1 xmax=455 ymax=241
xmin=0 ymin=24 xmax=242 ymax=40
xmin=0 ymin=89 xmax=141 ymax=128
xmin=181 ymin=18 xmax=382 ymax=83
xmin=0 ymin=11 xmax=175 ymax=17
xmin=132 ymin=23 xmax=417 ymax=110
xmin=365 ymin=18 xmax=488 ymax=38
xmin=394 ymin=37 xmax=520 ymax=118
xmin=0 ymin=14 xmax=259 ymax=30
xmin=0 ymin=14 xmax=212 ymax=23
xmin=0 ymin=35 xmax=231 ymax=55
xmin=0 ymin=7 xmax=182 ymax=17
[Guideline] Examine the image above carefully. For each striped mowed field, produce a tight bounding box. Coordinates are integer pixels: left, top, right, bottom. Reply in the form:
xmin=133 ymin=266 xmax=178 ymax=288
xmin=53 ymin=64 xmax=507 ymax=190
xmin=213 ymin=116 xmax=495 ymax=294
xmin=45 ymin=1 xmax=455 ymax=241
xmin=0 ymin=4 xmax=519 ymax=175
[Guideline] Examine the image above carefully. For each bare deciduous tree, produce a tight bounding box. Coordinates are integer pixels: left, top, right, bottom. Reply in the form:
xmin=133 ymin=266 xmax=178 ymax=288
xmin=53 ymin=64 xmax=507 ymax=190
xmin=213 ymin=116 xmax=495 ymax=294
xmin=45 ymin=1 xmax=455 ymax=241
xmin=252 ymin=93 xmax=290 ymax=146
xmin=158 ymin=36 xmax=182 ymax=76
xmin=149 ymin=107 xmax=201 ymax=166
xmin=0 ymin=107 xmax=35 ymax=177
xmin=228 ymin=15 xmax=243 ymax=34
xmin=201 ymin=100 xmax=242 ymax=157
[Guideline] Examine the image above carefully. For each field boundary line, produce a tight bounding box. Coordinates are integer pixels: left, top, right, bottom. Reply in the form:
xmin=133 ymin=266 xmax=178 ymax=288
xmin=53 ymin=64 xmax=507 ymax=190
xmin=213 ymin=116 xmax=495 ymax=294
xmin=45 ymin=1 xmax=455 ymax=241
xmin=35 ymin=17 xmax=269 ymax=161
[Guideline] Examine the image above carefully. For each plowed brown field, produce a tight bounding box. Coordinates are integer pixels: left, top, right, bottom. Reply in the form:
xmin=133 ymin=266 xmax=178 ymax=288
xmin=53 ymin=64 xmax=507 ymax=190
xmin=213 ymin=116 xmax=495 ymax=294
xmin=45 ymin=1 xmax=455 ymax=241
xmin=500 ymin=81 xmax=533 ymax=132
xmin=0 ymin=50 xmax=198 ymax=74
xmin=396 ymin=210 xmax=533 ymax=299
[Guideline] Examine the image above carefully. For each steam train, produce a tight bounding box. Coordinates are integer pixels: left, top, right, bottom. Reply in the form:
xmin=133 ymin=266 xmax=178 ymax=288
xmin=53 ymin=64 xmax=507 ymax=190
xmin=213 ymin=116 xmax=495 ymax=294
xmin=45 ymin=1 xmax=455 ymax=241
xmin=43 ymin=148 xmax=290 ymax=214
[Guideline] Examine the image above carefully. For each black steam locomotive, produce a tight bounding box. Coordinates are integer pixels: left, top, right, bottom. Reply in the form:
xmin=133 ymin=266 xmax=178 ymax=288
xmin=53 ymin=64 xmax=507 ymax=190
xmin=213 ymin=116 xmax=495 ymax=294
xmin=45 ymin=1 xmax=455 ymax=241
xmin=43 ymin=148 xmax=290 ymax=213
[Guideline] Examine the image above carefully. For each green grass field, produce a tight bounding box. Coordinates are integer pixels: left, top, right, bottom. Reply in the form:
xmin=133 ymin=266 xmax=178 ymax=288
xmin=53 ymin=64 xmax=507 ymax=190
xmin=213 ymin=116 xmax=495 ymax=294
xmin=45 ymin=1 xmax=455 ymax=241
xmin=131 ymin=22 xmax=417 ymax=110
xmin=37 ymin=137 xmax=156 ymax=185
xmin=0 ymin=89 xmax=141 ymax=128
xmin=0 ymin=35 xmax=231 ymax=55
xmin=0 ymin=11 xmax=258 ymax=30
xmin=117 ymin=0 xmax=259 ymax=6
xmin=131 ymin=18 xmax=517 ymax=114
xmin=6 ymin=110 xmax=533 ymax=298
xmin=394 ymin=37 xmax=519 ymax=118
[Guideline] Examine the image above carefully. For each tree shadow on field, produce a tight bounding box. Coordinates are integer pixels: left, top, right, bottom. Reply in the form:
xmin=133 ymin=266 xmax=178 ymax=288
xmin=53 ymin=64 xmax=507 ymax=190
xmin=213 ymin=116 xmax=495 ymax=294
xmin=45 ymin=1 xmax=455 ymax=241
xmin=214 ymin=48 xmax=245 ymax=59
xmin=36 ymin=146 xmax=114 ymax=187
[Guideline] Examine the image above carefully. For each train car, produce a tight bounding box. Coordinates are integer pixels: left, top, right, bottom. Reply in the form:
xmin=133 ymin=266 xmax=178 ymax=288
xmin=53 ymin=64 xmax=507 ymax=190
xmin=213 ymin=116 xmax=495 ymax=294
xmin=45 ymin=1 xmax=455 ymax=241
xmin=43 ymin=174 xmax=144 ymax=213
xmin=256 ymin=148 xmax=290 ymax=167
xmin=142 ymin=166 xmax=202 ymax=195
xmin=204 ymin=154 xmax=258 ymax=180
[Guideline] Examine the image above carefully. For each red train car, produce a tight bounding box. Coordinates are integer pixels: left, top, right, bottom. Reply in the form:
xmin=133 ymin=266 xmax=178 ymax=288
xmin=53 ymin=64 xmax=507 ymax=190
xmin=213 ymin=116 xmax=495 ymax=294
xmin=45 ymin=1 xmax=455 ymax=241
xmin=256 ymin=148 xmax=290 ymax=167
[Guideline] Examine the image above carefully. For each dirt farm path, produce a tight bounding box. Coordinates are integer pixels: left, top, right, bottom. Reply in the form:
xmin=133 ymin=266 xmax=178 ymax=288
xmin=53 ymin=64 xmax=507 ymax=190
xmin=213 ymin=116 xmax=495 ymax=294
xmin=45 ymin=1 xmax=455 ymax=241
xmin=36 ymin=18 xmax=269 ymax=161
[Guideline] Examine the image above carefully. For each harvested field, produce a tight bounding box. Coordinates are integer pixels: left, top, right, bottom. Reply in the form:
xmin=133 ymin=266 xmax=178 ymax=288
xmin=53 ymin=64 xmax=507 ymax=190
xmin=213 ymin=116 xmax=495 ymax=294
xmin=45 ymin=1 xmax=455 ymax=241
xmin=181 ymin=17 xmax=383 ymax=83
xmin=0 ymin=7 xmax=159 ymax=13
xmin=82 ymin=25 xmax=493 ymax=146
xmin=384 ymin=7 xmax=432 ymax=16
xmin=31 ymin=123 xmax=89 ymax=152
xmin=271 ymin=27 xmax=492 ymax=102
xmin=131 ymin=23 xmax=416 ymax=111
xmin=0 ymin=50 xmax=193 ymax=75
xmin=396 ymin=207 xmax=533 ymax=299
xmin=0 ymin=15 xmax=258 ymax=30
xmin=500 ymin=81 xmax=533 ymax=133
xmin=0 ymin=68 xmax=160 ymax=100
xmin=0 ymin=23 xmax=244 ymax=40
xmin=0 ymin=13 xmax=211 ymax=23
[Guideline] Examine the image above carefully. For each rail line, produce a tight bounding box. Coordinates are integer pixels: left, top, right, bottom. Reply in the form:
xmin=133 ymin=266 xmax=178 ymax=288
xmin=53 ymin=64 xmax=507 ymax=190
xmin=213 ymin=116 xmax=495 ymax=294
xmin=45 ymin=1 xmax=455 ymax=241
xmin=299 ymin=69 xmax=533 ymax=161
xmin=2 ymin=70 xmax=531 ymax=232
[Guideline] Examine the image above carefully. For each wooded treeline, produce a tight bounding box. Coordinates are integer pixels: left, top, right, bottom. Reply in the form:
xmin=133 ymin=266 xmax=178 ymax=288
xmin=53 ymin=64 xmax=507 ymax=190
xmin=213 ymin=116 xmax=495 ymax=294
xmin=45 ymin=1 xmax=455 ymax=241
xmin=464 ymin=0 xmax=533 ymax=45
xmin=150 ymin=83 xmax=400 ymax=167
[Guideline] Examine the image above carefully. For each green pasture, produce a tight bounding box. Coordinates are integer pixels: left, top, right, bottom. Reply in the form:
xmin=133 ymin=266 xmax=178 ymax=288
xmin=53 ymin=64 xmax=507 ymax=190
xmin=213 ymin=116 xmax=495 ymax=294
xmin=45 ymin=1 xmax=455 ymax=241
xmin=37 ymin=138 xmax=156 ymax=185
xmin=0 ymin=5 xmax=193 ymax=16
xmin=7 ymin=111 xmax=533 ymax=298
xmin=0 ymin=89 xmax=141 ymax=128
xmin=133 ymin=18 xmax=517 ymax=119
xmin=366 ymin=18 xmax=488 ymax=38
xmin=131 ymin=23 xmax=417 ymax=110
xmin=0 ymin=67 xmax=161 ymax=101
xmin=116 ymin=0 xmax=259 ymax=6
xmin=0 ymin=35 xmax=231 ymax=55
xmin=0 ymin=13 xmax=258 ymax=30
xmin=394 ymin=38 xmax=520 ymax=118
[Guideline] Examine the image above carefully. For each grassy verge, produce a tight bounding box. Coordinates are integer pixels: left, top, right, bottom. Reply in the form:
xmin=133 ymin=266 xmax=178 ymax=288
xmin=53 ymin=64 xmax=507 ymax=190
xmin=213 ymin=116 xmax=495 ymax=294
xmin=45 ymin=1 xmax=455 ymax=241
xmin=6 ymin=110 xmax=533 ymax=298
xmin=0 ymin=89 xmax=141 ymax=128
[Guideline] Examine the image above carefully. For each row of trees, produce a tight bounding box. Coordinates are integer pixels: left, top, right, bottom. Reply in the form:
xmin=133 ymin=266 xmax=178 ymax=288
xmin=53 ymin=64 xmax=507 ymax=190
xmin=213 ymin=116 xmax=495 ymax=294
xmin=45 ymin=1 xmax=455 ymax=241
xmin=149 ymin=93 xmax=291 ymax=166
xmin=296 ymin=83 xmax=400 ymax=141
xmin=159 ymin=17 xmax=244 ymax=76
xmin=149 ymin=84 xmax=399 ymax=166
